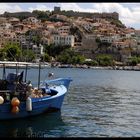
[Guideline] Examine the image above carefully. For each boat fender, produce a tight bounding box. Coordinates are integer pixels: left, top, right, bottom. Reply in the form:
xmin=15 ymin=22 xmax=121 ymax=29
xmin=11 ymin=106 xmax=19 ymax=114
xmin=26 ymin=97 xmax=32 ymax=111
xmin=0 ymin=96 xmax=4 ymax=104
xmin=11 ymin=97 xmax=20 ymax=106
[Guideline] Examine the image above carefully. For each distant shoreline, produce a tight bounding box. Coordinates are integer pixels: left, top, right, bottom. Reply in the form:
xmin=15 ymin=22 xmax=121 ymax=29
xmin=0 ymin=61 xmax=140 ymax=71
xmin=56 ymin=64 xmax=140 ymax=71
xmin=51 ymin=63 xmax=140 ymax=71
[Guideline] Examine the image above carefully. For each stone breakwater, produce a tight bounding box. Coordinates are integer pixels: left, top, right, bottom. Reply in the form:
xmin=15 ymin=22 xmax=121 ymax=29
xmin=90 ymin=65 xmax=140 ymax=71
xmin=57 ymin=64 xmax=140 ymax=71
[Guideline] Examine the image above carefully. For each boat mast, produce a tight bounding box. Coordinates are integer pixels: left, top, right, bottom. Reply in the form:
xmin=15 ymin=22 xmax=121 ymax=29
xmin=24 ymin=64 xmax=28 ymax=82
xmin=15 ymin=63 xmax=19 ymax=93
xmin=2 ymin=64 xmax=6 ymax=80
xmin=38 ymin=62 xmax=41 ymax=89
xmin=16 ymin=64 xmax=18 ymax=76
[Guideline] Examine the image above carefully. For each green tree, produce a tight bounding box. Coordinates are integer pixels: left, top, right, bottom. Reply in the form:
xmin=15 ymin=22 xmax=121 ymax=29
xmin=128 ymin=56 xmax=140 ymax=66
xmin=22 ymin=50 xmax=36 ymax=62
xmin=32 ymin=35 xmax=41 ymax=46
xmin=0 ymin=48 xmax=6 ymax=60
xmin=96 ymin=54 xmax=114 ymax=66
xmin=84 ymin=60 xmax=98 ymax=66
xmin=57 ymin=49 xmax=85 ymax=64
xmin=44 ymin=44 xmax=71 ymax=58
xmin=57 ymin=52 xmax=70 ymax=64
xmin=3 ymin=43 xmax=22 ymax=61
xmin=73 ymin=55 xmax=85 ymax=64
xmin=40 ymin=53 xmax=50 ymax=62
xmin=32 ymin=10 xmax=50 ymax=21
xmin=109 ymin=19 xmax=126 ymax=28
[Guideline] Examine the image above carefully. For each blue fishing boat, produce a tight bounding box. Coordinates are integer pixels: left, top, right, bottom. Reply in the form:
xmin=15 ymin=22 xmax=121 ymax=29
xmin=0 ymin=61 xmax=72 ymax=120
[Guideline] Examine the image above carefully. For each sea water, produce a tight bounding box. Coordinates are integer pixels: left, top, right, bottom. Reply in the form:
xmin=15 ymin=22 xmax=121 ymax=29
xmin=0 ymin=68 xmax=140 ymax=137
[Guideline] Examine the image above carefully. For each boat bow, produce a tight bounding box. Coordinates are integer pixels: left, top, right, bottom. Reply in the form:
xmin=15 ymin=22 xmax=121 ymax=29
xmin=44 ymin=78 xmax=72 ymax=90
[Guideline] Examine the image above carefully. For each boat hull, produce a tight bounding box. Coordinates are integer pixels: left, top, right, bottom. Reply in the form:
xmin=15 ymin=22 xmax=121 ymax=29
xmin=0 ymin=78 xmax=72 ymax=120
xmin=0 ymin=94 xmax=65 ymax=120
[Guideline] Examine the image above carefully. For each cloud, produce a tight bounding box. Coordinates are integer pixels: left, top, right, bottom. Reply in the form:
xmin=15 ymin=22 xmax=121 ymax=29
xmin=0 ymin=3 xmax=22 ymax=14
xmin=28 ymin=4 xmax=53 ymax=12
xmin=91 ymin=3 xmax=134 ymax=27
xmin=59 ymin=3 xmax=98 ymax=13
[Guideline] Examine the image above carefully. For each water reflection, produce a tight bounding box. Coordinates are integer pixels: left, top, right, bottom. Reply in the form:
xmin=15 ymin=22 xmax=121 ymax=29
xmin=0 ymin=111 xmax=66 ymax=138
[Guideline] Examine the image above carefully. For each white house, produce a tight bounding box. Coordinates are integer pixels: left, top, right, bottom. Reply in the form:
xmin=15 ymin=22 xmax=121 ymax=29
xmin=53 ymin=35 xmax=74 ymax=47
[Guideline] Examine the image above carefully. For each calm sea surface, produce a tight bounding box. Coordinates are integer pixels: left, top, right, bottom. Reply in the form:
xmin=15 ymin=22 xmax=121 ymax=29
xmin=0 ymin=67 xmax=140 ymax=137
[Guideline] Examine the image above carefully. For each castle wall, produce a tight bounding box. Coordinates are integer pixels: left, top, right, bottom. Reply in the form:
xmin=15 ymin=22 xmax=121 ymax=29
xmin=53 ymin=7 xmax=119 ymax=20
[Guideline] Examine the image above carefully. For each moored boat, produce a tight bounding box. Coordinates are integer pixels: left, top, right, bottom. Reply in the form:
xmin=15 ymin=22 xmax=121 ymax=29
xmin=0 ymin=61 xmax=72 ymax=120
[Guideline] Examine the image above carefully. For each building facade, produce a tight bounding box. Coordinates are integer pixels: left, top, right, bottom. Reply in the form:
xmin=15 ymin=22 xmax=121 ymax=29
xmin=53 ymin=35 xmax=74 ymax=47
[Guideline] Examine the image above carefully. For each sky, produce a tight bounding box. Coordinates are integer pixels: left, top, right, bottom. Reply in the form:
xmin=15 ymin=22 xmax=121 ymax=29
xmin=0 ymin=3 xmax=140 ymax=30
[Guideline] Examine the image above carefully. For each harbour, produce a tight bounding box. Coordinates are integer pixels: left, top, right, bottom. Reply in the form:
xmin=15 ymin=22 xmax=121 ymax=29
xmin=0 ymin=67 xmax=140 ymax=137
xmin=0 ymin=2 xmax=140 ymax=138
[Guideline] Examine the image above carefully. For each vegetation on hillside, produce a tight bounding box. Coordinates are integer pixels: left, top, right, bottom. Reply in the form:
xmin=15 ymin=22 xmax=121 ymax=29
xmin=95 ymin=54 xmax=114 ymax=66
xmin=57 ymin=49 xmax=85 ymax=64
xmin=0 ymin=43 xmax=35 ymax=62
xmin=0 ymin=43 xmax=22 ymax=61
xmin=1 ymin=10 xmax=139 ymax=67
xmin=44 ymin=44 xmax=71 ymax=57
xmin=108 ymin=19 xmax=126 ymax=28
xmin=32 ymin=10 xmax=50 ymax=21
xmin=127 ymin=56 xmax=140 ymax=66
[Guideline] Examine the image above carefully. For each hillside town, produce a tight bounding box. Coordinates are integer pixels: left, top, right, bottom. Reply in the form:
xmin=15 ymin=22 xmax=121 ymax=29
xmin=0 ymin=6 xmax=140 ymax=69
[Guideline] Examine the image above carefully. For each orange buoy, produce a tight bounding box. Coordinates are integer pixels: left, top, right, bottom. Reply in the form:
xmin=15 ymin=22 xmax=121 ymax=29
xmin=11 ymin=106 xmax=19 ymax=114
xmin=11 ymin=97 xmax=20 ymax=106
